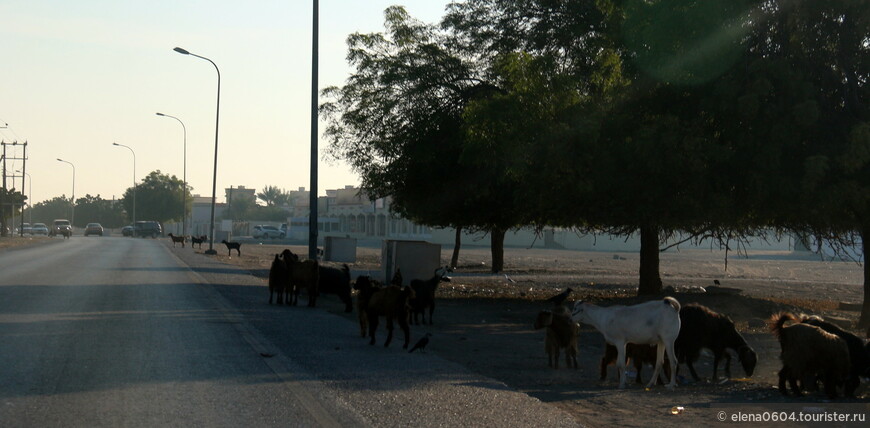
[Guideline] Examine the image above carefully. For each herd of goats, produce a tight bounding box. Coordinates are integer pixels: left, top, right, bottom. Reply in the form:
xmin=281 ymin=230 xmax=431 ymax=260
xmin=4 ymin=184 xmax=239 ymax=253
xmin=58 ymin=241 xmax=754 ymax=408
xmin=168 ymin=236 xmax=870 ymax=400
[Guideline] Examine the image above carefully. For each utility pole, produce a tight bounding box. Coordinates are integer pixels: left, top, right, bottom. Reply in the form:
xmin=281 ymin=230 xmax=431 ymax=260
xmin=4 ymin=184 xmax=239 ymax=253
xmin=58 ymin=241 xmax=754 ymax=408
xmin=1 ymin=141 xmax=28 ymax=237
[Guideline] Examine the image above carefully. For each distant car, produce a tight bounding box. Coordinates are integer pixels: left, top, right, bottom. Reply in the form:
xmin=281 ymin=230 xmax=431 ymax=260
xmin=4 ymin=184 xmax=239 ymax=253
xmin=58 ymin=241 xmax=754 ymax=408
xmin=252 ymin=225 xmax=284 ymax=239
xmin=21 ymin=223 xmax=32 ymax=235
xmin=134 ymin=221 xmax=162 ymax=238
xmin=49 ymin=219 xmax=72 ymax=237
xmin=32 ymin=223 xmax=49 ymax=235
xmin=121 ymin=225 xmax=134 ymax=237
xmin=84 ymin=223 xmax=104 ymax=236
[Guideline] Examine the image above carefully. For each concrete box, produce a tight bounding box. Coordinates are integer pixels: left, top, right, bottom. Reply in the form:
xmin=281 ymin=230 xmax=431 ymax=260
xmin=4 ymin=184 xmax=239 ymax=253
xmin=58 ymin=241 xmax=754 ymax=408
xmin=381 ymin=240 xmax=441 ymax=285
xmin=324 ymin=236 xmax=357 ymax=263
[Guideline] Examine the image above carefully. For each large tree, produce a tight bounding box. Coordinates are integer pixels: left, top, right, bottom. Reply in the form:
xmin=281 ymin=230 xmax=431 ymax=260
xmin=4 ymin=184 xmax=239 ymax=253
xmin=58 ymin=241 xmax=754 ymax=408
xmin=122 ymin=171 xmax=188 ymax=225
xmin=323 ymin=6 xmax=546 ymax=272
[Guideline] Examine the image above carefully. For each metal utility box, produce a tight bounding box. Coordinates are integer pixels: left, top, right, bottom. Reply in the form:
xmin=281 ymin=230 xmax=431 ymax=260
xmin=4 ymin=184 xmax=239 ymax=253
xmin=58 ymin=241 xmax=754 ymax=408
xmin=324 ymin=236 xmax=357 ymax=263
xmin=381 ymin=240 xmax=441 ymax=285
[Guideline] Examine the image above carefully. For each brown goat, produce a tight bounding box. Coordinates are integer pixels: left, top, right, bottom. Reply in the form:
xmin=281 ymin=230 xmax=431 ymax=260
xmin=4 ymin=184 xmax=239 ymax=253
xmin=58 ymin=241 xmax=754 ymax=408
xmin=168 ymin=233 xmax=185 ymax=247
xmin=770 ymin=312 xmax=850 ymax=399
xmin=364 ymin=285 xmax=415 ymax=348
xmin=354 ymin=275 xmax=382 ymax=337
xmin=281 ymin=249 xmax=320 ymax=307
xmin=534 ymin=310 xmax=579 ymax=369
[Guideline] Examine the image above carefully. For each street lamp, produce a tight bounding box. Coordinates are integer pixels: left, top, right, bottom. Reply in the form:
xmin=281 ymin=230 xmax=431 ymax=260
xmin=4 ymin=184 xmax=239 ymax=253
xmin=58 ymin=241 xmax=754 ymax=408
xmin=112 ymin=143 xmax=136 ymax=226
xmin=309 ymin=0 xmax=320 ymax=260
xmin=56 ymin=158 xmax=75 ymax=227
xmin=174 ymin=46 xmax=220 ymax=255
xmin=156 ymin=112 xmax=187 ymax=237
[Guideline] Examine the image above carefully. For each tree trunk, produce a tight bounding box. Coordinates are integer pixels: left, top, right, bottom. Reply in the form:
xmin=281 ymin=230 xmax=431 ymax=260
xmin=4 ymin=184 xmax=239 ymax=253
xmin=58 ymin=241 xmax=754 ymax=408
xmin=859 ymin=227 xmax=870 ymax=329
xmin=637 ymin=224 xmax=663 ymax=295
xmin=450 ymin=226 xmax=462 ymax=269
xmin=490 ymin=227 xmax=506 ymax=273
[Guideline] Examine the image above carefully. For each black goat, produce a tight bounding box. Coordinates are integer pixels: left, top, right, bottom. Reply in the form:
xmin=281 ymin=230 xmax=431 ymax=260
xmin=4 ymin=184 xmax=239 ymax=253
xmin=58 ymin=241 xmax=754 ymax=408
xmin=318 ymin=264 xmax=353 ymax=312
xmin=800 ymin=315 xmax=870 ymax=397
xmin=221 ymin=239 xmax=241 ymax=256
xmin=674 ymin=304 xmax=757 ymax=381
xmin=191 ymin=235 xmax=207 ymax=249
xmin=268 ymin=254 xmax=288 ymax=305
xmin=409 ymin=266 xmax=451 ymax=325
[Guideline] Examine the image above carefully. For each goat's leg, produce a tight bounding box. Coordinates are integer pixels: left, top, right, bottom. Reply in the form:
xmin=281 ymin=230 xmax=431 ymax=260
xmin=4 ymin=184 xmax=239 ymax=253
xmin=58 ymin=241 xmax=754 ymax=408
xmin=615 ymin=344 xmax=627 ymax=389
xmin=599 ymin=357 xmax=608 ymax=380
xmin=664 ymin=341 xmax=678 ymax=388
xmin=569 ymin=346 xmax=578 ymax=369
xmin=633 ymin=357 xmax=643 ymax=384
xmin=399 ymin=315 xmax=410 ymax=349
xmin=428 ymin=304 xmax=434 ymax=325
xmin=553 ymin=346 xmax=560 ymax=369
xmin=777 ymin=368 xmax=788 ymax=396
xmin=647 ymin=344 xmax=666 ymax=389
xmin=383 ymin=316 xmax=394 ymax=348
xmin=367 ymin=311 xmax=379 ymax=345
xmin=712 ymin=350 xmax=731 ymax=381
xmin=686 ymin=359 xmax=701 ymax=382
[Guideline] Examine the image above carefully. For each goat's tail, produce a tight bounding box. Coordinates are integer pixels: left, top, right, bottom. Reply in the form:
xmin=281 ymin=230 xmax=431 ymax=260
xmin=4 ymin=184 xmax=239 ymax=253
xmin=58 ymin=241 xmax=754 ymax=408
xmin=663 ymin=296 xmax=681 ymax=312
xmin=768 ymin=312 xmax=797 ymax=339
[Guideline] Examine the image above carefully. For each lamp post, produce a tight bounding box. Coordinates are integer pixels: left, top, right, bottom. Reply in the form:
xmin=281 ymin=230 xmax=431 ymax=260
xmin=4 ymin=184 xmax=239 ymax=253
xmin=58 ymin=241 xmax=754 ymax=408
xmin=156 ymin=112 xmax=187 ymax=237
xmin=56 ymin=158 xmax=75 ymax=227
xmin=112 ymin=143 xmax=136 ymax=226
xmin=309 ymin=0 xmax=319 ymax=260
xmin=174 ymin=46 xmax=220 ymax=255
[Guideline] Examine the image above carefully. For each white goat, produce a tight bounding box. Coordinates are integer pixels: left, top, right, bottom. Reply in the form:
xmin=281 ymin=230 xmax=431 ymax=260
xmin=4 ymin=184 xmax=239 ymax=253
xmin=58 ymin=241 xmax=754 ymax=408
xmin=572 ymin=297 xmax=681 ymax=389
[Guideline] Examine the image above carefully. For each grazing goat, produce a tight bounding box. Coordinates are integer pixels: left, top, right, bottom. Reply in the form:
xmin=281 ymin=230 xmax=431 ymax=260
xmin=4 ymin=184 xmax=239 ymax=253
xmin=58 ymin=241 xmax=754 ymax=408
xmin=674 ymin=304 xmax=757 ymax=382
xmin=168 ymin=233 xmax=185 ymax=248
xmin=770 ymin=312 xmax=850 ymax=399
xmin=319 ymin=264 xmax=353 ymax=312
xmin=281 ymin=249 xmax=320 ymax=307
xmin=191 ymin=235 xmax=206 ymax=249
xmin=572 ymin=297 xmax=681 ymax=389
xmin=268 ymin=254 xmax=288 ymax=305
xmin=354 ymin=275 xmax=382 ymax=337
xmin=409 ymin=266 xmax=451 ymax=325
xmin=533 ymin=310 xmax=578 ymax=369
xmin=800 ymin=315 xmax=869 ymax=397
xmin=600 ymin=343 xmax=671 ymax=385
xmin=221 ymin=239 xmax=241 ymax=256
xmin=364 ymin=285 xmax=415 ymax=348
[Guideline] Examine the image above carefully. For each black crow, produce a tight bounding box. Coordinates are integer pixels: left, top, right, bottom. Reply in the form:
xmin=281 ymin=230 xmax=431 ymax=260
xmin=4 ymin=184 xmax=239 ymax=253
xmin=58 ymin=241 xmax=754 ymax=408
xmin=408 ymin=333 xmax=432 ymax=353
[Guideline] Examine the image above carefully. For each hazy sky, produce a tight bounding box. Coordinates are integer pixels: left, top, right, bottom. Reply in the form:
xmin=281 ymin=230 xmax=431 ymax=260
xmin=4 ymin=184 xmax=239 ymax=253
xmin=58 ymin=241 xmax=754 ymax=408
xmin=0 ymin=1 xmax=451 ymax=206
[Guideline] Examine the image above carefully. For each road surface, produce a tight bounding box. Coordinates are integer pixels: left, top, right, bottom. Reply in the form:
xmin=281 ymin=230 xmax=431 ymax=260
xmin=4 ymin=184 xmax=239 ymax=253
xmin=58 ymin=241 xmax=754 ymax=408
xmin=0 ymin=237 xmax=578 ymax=427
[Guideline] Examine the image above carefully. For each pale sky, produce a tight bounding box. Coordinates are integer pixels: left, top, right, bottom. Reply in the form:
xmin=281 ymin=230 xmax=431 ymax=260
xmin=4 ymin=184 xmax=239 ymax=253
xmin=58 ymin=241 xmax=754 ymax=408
xmin=0 ymin=0 xmax=452 ymax=206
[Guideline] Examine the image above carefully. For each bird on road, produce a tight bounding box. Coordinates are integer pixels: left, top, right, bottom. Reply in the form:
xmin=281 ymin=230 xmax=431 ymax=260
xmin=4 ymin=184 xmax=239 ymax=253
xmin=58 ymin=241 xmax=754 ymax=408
xmin=545 ymin=287 xmax=573 ymax=306
xmin=409 ymin=333 xmax=432 ymax=353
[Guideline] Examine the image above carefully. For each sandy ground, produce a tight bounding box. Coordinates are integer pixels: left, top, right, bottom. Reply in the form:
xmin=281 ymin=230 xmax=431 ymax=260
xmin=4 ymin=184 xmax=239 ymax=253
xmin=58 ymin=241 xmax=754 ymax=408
xmin=207 ymin=240 xmax=869 ymax=427
xmin=6 ymin=236 xmax=869 ymax=426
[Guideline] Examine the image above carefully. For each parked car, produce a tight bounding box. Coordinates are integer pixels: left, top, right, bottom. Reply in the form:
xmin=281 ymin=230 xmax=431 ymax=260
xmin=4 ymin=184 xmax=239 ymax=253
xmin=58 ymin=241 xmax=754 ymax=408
xmin=49 ymin=219 xmax=72 ymax=237
xmin=252 ymin=225 xmax=284 ymax=239
xmin=134 ymin=221 xmax=162 ymax=238
xmin=32 ymin=223 xmax=49 ymax=235
xmin=84 ymin=223 xmax=104 ymax=236
xmin=121 ymin=225 xmax=134 ymax=237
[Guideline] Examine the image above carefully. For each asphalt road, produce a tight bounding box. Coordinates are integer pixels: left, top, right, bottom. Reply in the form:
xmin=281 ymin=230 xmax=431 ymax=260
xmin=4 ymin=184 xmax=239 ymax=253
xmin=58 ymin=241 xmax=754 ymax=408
xmin=0 ymin=237 xmax=579 ymax=427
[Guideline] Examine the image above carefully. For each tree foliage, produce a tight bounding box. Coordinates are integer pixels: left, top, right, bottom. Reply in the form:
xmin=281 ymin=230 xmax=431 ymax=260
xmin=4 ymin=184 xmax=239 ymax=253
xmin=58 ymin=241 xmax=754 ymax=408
xmin=121 ymin=171 xmax=188 ymax=224
xmin=72 ymin=194 xmax=126 ymax=228
xmin=0 ymin=188 xmax=26 ymax=236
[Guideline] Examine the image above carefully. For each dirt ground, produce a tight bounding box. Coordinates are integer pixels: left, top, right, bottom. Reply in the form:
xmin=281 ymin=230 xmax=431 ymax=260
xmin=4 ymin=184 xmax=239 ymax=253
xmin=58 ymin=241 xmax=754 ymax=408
xmin=210 ymin=241 xmax=869 ymax=427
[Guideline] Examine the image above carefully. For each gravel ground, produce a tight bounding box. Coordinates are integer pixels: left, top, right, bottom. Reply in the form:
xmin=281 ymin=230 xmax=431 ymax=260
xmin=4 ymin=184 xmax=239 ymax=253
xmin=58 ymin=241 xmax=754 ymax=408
xmin=182 ymin=240 xmax=870 ymax=427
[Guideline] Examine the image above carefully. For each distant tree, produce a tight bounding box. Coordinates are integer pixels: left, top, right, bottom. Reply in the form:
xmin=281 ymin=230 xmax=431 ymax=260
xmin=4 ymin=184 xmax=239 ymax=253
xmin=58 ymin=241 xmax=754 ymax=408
xmin=29 ymin=196 xmax=72 ymax=225
xmin=73 ymin=194 xmax=126 ymax=228
xmin=0 ymin=188 xmax=26 ymax=237
xmin=257 ymin=185 xmax=290 ymax=207
xmin=121 ymin=171 xmax=187 ymax=224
